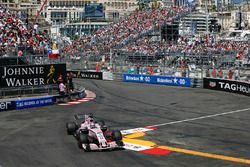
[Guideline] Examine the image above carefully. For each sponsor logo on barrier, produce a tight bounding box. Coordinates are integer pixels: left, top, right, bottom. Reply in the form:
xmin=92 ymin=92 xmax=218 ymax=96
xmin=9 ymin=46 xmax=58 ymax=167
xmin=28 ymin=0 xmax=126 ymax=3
xmin=102 ymin=72 xmax=114 ymax=81
xmin=2 ymin=66 xmax=45 ymax=87
xmin=67 ymin=71 xmax=103 ymax=80
xmin=209 ymin=81 xmax=216 ymax=87
xmin=218 ymin=82 xmax=250 ymax=93
xmin=0 ymin=64 xmax=67 ymax=88
xmin=0 ymin=101 xmax=16 ymax=111
xmin=123 ymin=74 xmax=191 ymax=87
xmin=16 ymin=97 xmax=54 ymax=109
xmin=157 ymin=78 xmax=175 ymax=84
xmin=204 ymin=78 xmax=250 ymax=96
xmin=0 ymin=101 xmax=11 ymax=110
xmin=126 ymin=76 xmax=140 ymax=81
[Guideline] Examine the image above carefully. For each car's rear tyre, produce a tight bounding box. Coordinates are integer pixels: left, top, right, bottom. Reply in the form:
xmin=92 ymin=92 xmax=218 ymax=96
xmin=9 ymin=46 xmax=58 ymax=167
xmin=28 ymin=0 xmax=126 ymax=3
xmin=66 ymin=122 xmax=77 ymax=135
xmin=112 ymin=130 xmax=122 ymax=141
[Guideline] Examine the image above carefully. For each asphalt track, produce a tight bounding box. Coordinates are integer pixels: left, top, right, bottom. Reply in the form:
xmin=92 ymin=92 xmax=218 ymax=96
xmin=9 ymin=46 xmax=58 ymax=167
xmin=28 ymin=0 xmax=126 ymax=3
xmin=0 ymin=79 xmax=250 ymax=167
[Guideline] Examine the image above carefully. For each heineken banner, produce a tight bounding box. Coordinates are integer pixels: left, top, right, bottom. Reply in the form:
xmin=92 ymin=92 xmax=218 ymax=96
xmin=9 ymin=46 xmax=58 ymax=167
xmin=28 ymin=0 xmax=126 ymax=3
xmin=67 ymin=71 xmax=103 ymax=80
xmin=0 ymin=64 xmax=67 ymax=88
xmin=203 ymin=78 xmax=250 ymax=96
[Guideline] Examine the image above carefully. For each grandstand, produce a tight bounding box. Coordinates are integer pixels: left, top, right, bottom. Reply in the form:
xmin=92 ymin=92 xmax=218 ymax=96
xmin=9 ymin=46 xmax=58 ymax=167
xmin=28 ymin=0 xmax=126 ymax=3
xmin=0 ymin=5 xmax=249 ymax=82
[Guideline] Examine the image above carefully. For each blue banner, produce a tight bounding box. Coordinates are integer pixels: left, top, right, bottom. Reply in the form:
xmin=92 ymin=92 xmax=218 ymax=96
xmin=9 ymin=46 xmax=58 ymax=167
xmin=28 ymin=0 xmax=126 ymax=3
xmin=123 ymin=74 xmax=191 ymax=87
xmin=16 ymin=96 xmax=55 ymax=109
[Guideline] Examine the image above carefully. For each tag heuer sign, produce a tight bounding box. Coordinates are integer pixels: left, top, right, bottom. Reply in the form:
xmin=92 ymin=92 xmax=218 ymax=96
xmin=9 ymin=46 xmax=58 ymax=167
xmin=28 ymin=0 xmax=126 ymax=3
xmin=204 ymin=78 xmax=250 ymax=96
xmin=209 ymin=81 xmax=216 ymax=87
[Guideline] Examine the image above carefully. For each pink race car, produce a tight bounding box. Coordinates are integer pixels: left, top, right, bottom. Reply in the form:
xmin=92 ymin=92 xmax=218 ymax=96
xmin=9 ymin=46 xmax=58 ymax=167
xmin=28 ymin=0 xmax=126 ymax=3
xmin=66 ymin=114 xmax=124 ymax=151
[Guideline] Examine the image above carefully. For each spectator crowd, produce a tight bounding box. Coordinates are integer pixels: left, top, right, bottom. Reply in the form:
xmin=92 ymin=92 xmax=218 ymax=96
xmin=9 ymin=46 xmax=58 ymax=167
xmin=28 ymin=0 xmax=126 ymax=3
xmin=60 ymin=5 xmax=249 ymax=63
xmin=0 ymin=6 xmax=51 ymax=56
xmin=0 ymin=5 xmax=249 ymax=68
xmin=61 ymin=6 xmax=189 ymax=57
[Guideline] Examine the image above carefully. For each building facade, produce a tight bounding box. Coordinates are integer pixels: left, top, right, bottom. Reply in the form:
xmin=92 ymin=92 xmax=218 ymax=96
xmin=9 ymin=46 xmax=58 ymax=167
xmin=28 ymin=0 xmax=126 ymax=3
xmin=41 ymin=0 xmax=138 ymax=25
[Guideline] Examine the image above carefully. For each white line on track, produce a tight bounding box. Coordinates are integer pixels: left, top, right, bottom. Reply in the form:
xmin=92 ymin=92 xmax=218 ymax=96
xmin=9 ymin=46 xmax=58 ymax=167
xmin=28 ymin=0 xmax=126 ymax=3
xmin=58 ymin=103 xmax=72 ymax=106
xmin=67 ymin=101 xmax=81 ymax=104
xmin=77 ymin=99 xmax=89 ymax=102
xmin=148 ymin=108 xmax=250 ymax=128
xmin=83 ymin=98 xmax=94 ymax=100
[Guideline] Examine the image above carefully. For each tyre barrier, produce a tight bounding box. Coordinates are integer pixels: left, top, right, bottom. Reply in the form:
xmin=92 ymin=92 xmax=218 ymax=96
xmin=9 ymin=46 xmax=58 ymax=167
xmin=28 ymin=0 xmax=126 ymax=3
xmin=0 ymin=88 xmax=86 ymax=112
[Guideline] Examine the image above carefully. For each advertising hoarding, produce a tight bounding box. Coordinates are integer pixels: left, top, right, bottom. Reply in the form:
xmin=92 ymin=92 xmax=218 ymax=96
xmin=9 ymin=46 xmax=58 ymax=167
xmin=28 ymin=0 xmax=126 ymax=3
xmin=123 ymin=74 xmax=191 ymax=87
xmin=203 ymin=78 xmax=250 ymax=96
xmin=67 ymin=71 xmax=103 ymax=80
xmin=0 ymin=64 xmax=67 ymax=88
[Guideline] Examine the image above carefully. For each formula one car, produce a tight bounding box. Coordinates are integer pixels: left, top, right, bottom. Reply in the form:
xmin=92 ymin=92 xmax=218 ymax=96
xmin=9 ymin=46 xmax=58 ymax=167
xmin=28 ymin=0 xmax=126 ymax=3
xmin=66 ymin=114 xmax=124 ymax=151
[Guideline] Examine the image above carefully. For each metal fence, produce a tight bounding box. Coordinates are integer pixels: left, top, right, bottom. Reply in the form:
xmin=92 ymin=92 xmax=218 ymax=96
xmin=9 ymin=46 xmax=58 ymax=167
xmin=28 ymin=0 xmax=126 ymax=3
xmin=0 ymin=79 xmax=85 ymax=99
xmin=0 ymin=85 xmax=59 ymax=99
xmin=2 ymin=47 xmax=249 ymax=81
xmin=62 ymin=50 xmax=249 ymax=81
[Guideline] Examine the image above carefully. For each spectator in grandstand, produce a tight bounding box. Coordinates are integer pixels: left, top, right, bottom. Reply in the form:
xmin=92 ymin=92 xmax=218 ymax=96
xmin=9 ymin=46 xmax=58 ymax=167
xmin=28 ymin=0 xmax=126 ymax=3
xmin=211 ymin=68 xmax=217 ymax=78
xmin=227 ymin=70 xmax=234 ymax=80
xmin=147 ymin=65 xmax=154 ymax=75
xmin=218 ymin=68 xmax=223 ymax=78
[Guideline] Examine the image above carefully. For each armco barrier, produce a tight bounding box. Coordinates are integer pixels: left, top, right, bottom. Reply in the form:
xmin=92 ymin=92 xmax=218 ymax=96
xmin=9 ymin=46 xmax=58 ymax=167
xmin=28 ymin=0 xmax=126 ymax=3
xmin=123 ymin=74 xmax=191 ymax=87
xmin=54 ymin=88 xmax=86 ymax=101
xmin=0 ymin=88 xmax=86 ymax=112
xmin=203 ymin=78 xmax=250 ymax=96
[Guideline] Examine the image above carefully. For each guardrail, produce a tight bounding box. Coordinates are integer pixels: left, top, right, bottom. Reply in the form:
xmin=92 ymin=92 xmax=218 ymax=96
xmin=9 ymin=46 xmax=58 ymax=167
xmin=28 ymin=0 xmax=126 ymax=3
xmin=1 ymin=70 xmax=248 ymax=113
xmin=0 ymin=87 xmax=86 ymax=112
xmin=0 ymin=85 xmax=59 ymax=99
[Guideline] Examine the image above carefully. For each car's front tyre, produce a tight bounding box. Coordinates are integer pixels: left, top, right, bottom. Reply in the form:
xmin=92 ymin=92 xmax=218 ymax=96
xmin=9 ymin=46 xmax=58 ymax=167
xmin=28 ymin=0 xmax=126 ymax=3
xmin=66 ymin=122 xmax=77 ymax=135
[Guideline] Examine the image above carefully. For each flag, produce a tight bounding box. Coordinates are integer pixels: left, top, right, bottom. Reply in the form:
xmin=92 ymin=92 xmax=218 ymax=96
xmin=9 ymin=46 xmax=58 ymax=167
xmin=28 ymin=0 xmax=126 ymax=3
xmin=48 ymin=49 xmax=60 ymax=59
